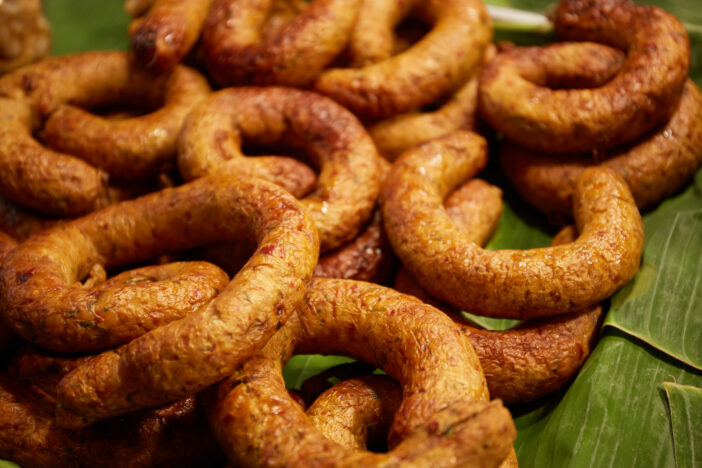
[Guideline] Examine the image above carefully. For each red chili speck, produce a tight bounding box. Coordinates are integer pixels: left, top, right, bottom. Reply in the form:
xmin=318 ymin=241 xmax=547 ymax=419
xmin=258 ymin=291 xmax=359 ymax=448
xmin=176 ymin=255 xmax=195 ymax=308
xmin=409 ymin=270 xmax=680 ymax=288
xmin=261 ymin=245 xmax=277 ymax=255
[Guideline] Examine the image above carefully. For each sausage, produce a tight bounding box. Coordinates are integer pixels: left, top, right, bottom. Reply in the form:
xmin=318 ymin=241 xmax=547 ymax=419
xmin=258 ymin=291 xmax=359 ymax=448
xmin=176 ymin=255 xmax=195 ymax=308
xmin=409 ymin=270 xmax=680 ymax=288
xmin=500 ymin=79 xmax=702 ymax=218
xmin=203 ymin=0 xmax=360 ymax=87
xmin=206 ymin=277 xmax=515 ymax=467
xmin=394 ymin=226 xmax=604 ymax=404
xmin=0 ymin=374 xmax=223 ymax=468
xmin=315 ymin=0 xmax=492 ymax=120
xmin=0 ymin=51 xmax=211 ymax=215
xmin=178 ymin=86 xmax=383 ymax=252
xmin=51 ymin=174 xmax=318 ymax=428
xmin=382 ymin=130 xmax=644 ymax=318
xmin=368 ymin=44 xmax=498 ymax=161
xmin=479 ymin=0 xmax=690 ymax=152
xmin=305 ymin=374 xmax=520 ymax=467
xmin=128 ymin=0 xmax=214 ymax=71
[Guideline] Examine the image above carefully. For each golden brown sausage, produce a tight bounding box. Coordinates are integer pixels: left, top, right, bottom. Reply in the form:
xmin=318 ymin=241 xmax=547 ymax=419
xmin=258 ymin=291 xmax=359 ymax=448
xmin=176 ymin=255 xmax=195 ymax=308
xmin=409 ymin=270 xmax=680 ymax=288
xmin=6 ymin=345 xmax=94 ymax=396
xmin=0 ymin=230 xmax=18 ymax=355
xmin=0 ymin=51 xmax=210 ymax=215
xmin=305 ymin=374 xmax=520 ymax=467
xmin=128 ymin=0 xmax=214 ymax=71
xmin=369 ymin=77 xmax=480 ymax=161
xmin=315 ymin=0 xmax=492 ymax=120
xmin=299 ymin=361 xmax=376 ymax=407
xmin=0 ymin=0 xmax=50 ymax=74
xmin=52 ymin=175 xmax=318 ymax=427
xmin=306 ymin=375 xmax=402 ymax=451
xmin=368 ymin=44 xmax=498 ymax=161
xmin=478 ymin=0 xmax=690 ymax=152
xmin=0 ymin=375 xmax=223 ymax=468
xmin=2 ymin=246 xmax=228 ymax=352
xmin=41 ymin=63 xmax=211 ymax=180
xmin=0 ymin=195 xmax=64 ymax=241
xmin=382 ymin=130 xmax=644 ymax=319
xmin=207 ymin=277 xmax=515 ymax=467
xmin=394 ymin=225 xmax=604 ymax=404
xmin=443 ymin=178 xmax=503 ymax=247
xmin=203 ymin=0 xmax=360 ymax=87
xmin=500 ymin=79 xmax=702 ymax=218
xmin=178 ymin=86 xmax=383 ymax=252
xmin=313 ymin=210 xmax=396 ymax=284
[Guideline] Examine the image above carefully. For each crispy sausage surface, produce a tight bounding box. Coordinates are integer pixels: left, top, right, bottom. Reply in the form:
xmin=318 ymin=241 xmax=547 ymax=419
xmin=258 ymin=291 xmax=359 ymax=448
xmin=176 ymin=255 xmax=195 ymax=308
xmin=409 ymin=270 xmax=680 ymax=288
xmin=0 ymin=51 xmax=210 ymax=215
xmin=41 ymin=62 xmax=211 ymax=180
xmin=128 ymin=0 xmax=214 ymax=71
xmin=500 ymin=79 xmax=702 ymax=218
xmin=479 ymin=0 xmax=690 ymax=152
xmin=0 ymin=230 xmax=18 ymax=355
xmin=2 ymin=233 xmax=229 ymax=352
xmin=0 ymin=375 xmax=223 ymax=468
xmin=207 ymin=278 xmax=515 ymax=467
xmin=306 ymin=374 xmax=520 ymax=467
xmin=382 ymin=131 xmax=644 ymax=318
xmin=203 ymin=0 xmax=360 ymax=87
xmin=394 ymin=226 xmax=603 ymax=403
xmin=368 ymin=44 xmax=498 ymax=161
xmin=313 ymin=210 xmax=396 ymax=284
xmin=51 ymin=175 xmax=318 ymax=428
xmin=178 ymin=87 xmax=383 ymax=252
xmin=0 ymin=0 xmax=50 ymax=74
xmin=306 ymin=375 xmax=402 ymax=451
xmin=315 ymin=0 xmax=492 ymax=120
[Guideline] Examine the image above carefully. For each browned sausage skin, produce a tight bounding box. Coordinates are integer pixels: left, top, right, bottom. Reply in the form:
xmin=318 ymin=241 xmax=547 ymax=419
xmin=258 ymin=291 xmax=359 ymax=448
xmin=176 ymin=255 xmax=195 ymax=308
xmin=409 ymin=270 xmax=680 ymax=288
xmin=316 ymin=0 xmax=492 ymax=120
xmin=207 ymin=278 xmax=515 ymax=467
xmin=0 ymin=231 xmax=18 ymax=355
xmin=1 ymin=220 xmax=231 ymax=353
xmin=178 ymin=86 xmax=383 ymax=252
xmin=313 ymin=210 xmax=396 ymax=284
xmin=479 ymin=0 xmax=690 ymax=152
xmin=128 ymin=0 xmax=214 ymax=71
xmin=0 ymin=0 xmax=50 ymax=74
xmin=203 ymin=0 xmax=360 ymax=87
xmin=41 ymin=63 xmax=211 ymax=180
xmin=306 ymin=375 xmax=402 ymax=451
xmin=0 ymin=51 xmax=210 ymax=215
xmin=0 ymin=352 xmax=223 ymax=468
xmin=500 ymin=79 xmax=702 ymax=218
xmin=7 ymin=175 xmax=319 ymax=428
xmin=382 ymin=130 xmax=644 ymax=319
xmin=394 ymin=225 xmax=604 ymax=404
xmin=368 ymin=44 xmax=499 ymax=161
xmin=305 ymin=374 xmax=520 ymax=467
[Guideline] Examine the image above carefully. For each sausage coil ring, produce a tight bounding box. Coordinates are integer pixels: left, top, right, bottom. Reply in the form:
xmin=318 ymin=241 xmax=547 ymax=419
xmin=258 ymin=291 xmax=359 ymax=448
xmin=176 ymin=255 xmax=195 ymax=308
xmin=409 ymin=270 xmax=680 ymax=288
xmin=305 ymin=375 xmax=520 ymax=467
xmin=5 ymin=175 xmax=319 ymax=427
xmin=367 ymin=44 xmax=499 ymax=161
xmin=394 ymin=225 xmax=603 ymax=404
xmin=207 ymin=277 xmax=516 ymax=467
xmin=478 ymin=0 xmax=690 ymax=152
xmin=0 ymin=51 xmax=211 ymax=215
xmin=0 ymin=346 xmax=223 ymax=467
xmin=315 ymin=0 xmax=492 ymax=120
xmin=1 ymin=222 xmax=230 ymax=352
xmin=203 ymin=0 xmax=360 ymax=87
xmin=382 ymin=130 xmax=644 ymax=319
xmin=500 ymin=79 xmax=702 ymax=218
xmin=178 ymin=86 xmax=383 ymax=252
xmin=0 ymin=230 xmax=18 ymax=355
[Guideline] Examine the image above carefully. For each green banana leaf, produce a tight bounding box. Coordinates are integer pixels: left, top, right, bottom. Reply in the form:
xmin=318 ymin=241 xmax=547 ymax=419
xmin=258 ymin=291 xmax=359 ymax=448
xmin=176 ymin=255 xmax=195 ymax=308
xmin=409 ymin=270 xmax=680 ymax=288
xmin=663 ymin=382 xmax=702 ymax=468
xmin=2 ymin=1 xmax=699 ymax=467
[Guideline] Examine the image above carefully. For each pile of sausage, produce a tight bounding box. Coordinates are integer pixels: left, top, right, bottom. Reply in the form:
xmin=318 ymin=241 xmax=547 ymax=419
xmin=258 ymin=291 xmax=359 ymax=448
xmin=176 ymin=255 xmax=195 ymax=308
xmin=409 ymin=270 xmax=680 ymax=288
xmin=0 ymin=0 xmax=698 ymax=466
